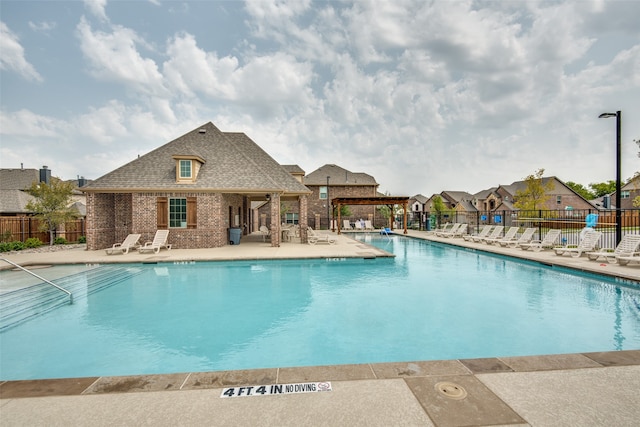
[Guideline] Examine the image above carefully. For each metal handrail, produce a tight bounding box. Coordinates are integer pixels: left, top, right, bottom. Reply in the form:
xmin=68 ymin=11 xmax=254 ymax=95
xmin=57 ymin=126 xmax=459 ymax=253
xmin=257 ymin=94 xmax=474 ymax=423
xmin=1 ymin=258 xmax=73 ymax=304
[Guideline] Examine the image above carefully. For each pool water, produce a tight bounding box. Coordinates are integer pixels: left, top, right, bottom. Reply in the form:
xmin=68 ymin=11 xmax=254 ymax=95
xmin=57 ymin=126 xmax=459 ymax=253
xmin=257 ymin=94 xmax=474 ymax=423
xmin=1 ymin=235 xmax=639 ymax=380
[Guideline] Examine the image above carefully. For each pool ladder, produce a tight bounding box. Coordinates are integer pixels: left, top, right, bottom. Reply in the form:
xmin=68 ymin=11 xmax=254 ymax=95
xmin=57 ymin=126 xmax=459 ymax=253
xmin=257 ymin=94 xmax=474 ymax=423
xmin=1 ymin=258 xmax=73 ymax=304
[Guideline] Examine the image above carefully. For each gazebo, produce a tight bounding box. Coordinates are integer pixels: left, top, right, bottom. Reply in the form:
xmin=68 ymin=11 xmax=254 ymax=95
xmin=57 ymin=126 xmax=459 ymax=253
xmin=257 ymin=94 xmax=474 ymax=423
xmin=331 ymin=196 xmax=410 ymax=235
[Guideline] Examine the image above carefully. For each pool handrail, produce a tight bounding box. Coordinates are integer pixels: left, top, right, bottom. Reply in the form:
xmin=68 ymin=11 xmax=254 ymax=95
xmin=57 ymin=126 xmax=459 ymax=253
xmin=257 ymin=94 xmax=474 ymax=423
xmin=1 ymin=258 xmax=73 ymax=304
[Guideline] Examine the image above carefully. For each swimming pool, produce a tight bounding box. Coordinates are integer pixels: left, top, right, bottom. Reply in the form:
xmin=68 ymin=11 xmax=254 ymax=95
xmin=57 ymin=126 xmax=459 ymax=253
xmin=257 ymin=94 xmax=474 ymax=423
xmin=1 ymin=235 xmax=639 ymax=380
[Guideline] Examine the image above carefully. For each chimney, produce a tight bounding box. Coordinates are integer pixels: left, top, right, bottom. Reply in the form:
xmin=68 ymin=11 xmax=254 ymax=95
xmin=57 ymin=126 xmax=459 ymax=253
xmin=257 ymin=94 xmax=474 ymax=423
xmin=39 ymin=166 xmax=51 ymax=184
xmin=78 ymin=176 xmax=86 ymax=187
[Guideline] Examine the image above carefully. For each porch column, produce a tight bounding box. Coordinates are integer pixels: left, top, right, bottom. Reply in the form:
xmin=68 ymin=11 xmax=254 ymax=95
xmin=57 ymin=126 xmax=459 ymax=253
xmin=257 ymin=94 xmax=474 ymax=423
xmin=299 ymin=194 xmax=308 ymax=243
xmin=270 ymin=193 xmax=281 ymax=247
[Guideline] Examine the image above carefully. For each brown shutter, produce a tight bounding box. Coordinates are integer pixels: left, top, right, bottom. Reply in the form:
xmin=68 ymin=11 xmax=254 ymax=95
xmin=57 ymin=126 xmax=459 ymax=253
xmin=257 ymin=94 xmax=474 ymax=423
xmin=157 ymin=197 xmax=168 ymax=229
xmin=187 ymin=197 xmax=197 ymax=229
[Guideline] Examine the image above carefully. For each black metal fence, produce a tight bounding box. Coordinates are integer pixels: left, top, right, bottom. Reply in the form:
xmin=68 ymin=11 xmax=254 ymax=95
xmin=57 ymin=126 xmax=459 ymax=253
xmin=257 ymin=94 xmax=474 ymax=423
xmin=420 ymin=208 xmax=640 ymax=249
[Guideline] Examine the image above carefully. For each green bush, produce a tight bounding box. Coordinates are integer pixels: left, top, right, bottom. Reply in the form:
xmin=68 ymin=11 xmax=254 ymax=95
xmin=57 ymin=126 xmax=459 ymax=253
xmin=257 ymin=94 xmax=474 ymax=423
xmin=0 ymin=242 xmax=12 ymax=252
xmin=11 ymin=241 xmax=25 ymax=251
xmin=24 ymin=237 xmax=43 ymax=248
xmin=78 ymin=235 xmax=86 ymax=243
xmin=54 ymin=237 xmax=67 ymax=245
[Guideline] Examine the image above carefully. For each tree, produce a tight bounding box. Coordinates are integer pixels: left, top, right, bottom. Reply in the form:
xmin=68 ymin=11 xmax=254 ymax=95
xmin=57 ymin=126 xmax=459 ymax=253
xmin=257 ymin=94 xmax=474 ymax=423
xmin=25 ymin=178 xmax=77 ymax=245
xmin=513 ymin=168 xmax=554 ymax=211
xmin=589 ymin=180 xmax=616 ymax=198
xmin=565 ymin=181 xmax=594 ymax=200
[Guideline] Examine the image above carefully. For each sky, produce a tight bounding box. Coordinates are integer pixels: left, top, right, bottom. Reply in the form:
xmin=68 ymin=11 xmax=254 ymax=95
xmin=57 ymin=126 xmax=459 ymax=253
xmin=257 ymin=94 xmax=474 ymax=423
xmin=1 ymin=0 xmax=639 ymax=197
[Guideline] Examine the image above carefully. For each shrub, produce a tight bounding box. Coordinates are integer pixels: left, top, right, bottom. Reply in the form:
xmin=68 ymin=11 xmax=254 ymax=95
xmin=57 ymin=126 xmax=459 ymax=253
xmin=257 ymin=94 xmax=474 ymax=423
xmin=54 ymin=237 xmax=67 ymax=245
xmin=78 ymin=235 xmax=86 ymax=243
xmin=24 ymin=238 xmax=43 ymax=248
xmin=0 ymin=242 xmax=12 ymax=252
xmin=1 ymin=230 xmax=13 ymax=243
xmin=11 ymin=241 xmax=25 ymax=251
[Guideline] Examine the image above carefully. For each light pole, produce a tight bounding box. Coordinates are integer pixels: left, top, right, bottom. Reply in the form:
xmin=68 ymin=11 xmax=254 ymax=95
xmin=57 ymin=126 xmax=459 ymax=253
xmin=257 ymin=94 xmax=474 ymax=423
xmin=326 ymin=176 xmax=330 ymax=230
xmin=598 ymin=110 xmax=622 ymax=245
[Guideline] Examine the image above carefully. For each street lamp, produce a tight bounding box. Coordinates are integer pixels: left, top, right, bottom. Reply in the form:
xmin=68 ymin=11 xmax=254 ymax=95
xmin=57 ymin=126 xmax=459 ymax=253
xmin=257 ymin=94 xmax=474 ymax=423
xmin=326 ymin=176 xmax=330 ymax=230
xmin=598 ymin=110 xmax=622 ymax=245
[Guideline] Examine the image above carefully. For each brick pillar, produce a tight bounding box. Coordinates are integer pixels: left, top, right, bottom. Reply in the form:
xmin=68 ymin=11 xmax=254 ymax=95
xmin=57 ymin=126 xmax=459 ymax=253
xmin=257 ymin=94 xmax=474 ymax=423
xmin=299 ymin=195 xmax=308 ymax=243
xmin=270 ymin=193 xmax=281 ymax=247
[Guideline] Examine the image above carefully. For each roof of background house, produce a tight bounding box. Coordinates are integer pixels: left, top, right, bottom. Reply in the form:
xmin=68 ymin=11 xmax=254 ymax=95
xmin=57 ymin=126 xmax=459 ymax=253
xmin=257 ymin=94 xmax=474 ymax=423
xmin=281 ymin=165 xmax=305 ymax=175
xmin=410 ymin=194 xmax=429 ymax=204
xmin=457 ymin=199 xmax=478 ymax=212
xmin=474 ymin=187 xmax=498 ymax=199
xmin=0 ymin=190 xmax=35 ymax=214
xmin=500 ymin=177 xmax=558 ymax=195
xmin=304 ymin=164 xmax=378 ymax=186
xmin=82 ymin=122 xmax=311 ymax=195
xmin=0 ymin=169 xmax=39 ymax=190
xmin=441 ymin=191 xmax=474 ymax=203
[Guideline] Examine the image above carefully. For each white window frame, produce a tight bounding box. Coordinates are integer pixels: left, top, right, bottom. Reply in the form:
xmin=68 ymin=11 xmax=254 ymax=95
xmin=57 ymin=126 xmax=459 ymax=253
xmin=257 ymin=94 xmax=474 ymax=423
xmin=179 ymin=160 xmax=192 ymax=179
xmin=319 ymin=186 xmax=327 ymax=200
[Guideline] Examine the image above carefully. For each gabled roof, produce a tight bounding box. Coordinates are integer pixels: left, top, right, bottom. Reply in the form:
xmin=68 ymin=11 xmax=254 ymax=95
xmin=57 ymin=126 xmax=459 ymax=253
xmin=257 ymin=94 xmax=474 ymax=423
xmin=281 ymin=165 xmax=305 ymax=175
xmin=474 ymin=187 xmax=498 ymax=199
xmin=622 ymin=174 xmax=640 ymax=191
xmin=0 ymin=169 xmax=39 ymax=190
xmin=500 ymin=177 xmax=558 ymax=197
xmin=441 ymin=191 xmax=474 ymax=204
xmin=410 ymin=194 xmax=428 ymax=204
xmin=457 ymin=199 xmax=478 ymax=212
xmin=83 ymin=122 xmax=311 ymax=195
xmin=0 ymin=189 xmax=35 ymax=214
xmin=305 ymin=164 xmax=378 ymax=186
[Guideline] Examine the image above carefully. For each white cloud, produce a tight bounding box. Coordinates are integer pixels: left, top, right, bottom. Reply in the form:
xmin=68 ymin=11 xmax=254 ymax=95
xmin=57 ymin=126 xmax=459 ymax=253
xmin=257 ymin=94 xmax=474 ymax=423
xmin=83 ymin=0 xmax=109 ymax=23
xmin=28 ymin=21 xmax=57 ymax=33
xmin=0 ymin=22 xmax=43 ymax=82
xmin=75 ymin=17 xmax=166 ymax=96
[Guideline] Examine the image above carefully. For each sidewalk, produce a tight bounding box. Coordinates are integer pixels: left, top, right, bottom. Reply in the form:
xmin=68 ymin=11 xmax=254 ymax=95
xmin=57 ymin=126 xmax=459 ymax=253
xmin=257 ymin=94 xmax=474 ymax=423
xmin=1 ymin=231 xmax=639 ymax=426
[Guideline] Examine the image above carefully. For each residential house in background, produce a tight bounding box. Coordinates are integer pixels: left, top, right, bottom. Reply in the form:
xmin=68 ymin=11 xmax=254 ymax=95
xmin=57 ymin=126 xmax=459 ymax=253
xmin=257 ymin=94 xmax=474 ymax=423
xmin=0 ymin=167 xmax=41 ymax=216
xmin=408 ymin=194 xmax=428 ymax=225
xmin=304 ymin=164 xmax=379 ymax=229
xmin=267 ymin=164 xmax=380 ymax=229
xmin=82 ymin=122 xmax=312 ymax=249
xmin=616 ymin=174 xmax=640 ymax=210
xmin=492 ymin=176 xmax=594 ymax=212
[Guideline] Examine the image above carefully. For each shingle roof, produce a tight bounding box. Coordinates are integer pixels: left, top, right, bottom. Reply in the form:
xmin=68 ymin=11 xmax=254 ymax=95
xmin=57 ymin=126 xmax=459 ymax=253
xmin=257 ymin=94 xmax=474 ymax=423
xmin=82 ymin=122 xmax=311 ymax=195
xmin=0 ymin=169 xmax=39 ymax=190
xmin=304 ymin=164 xmax=378 ymax=186
xmin=0 ymin=189 xmax=35 ymax=214
xmin=281 ymin=165 xmax=305 ymax=175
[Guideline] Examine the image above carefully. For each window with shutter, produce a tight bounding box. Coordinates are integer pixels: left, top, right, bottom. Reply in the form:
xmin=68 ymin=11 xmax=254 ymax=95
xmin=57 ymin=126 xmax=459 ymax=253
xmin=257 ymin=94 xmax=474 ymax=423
xmin=157 ymin=197 xmax=168 ymax=229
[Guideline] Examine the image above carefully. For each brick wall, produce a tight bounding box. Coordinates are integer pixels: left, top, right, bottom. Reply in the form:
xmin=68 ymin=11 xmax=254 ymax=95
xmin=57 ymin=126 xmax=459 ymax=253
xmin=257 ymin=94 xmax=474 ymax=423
xmin=88 ymin=191 xmax=250 ymax=250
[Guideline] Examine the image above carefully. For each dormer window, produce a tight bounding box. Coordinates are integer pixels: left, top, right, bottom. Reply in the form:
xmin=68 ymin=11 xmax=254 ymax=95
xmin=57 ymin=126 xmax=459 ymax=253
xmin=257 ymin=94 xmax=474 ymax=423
xmin=179 ymin=160 xmax=192 ymax=179
xmin=173 ymin=155 xmax=205 ymax=183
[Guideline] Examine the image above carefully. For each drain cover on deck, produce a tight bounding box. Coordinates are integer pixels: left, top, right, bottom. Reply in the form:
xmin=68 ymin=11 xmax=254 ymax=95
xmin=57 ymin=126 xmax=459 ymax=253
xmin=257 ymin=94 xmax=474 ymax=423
xmin=435 ymin=381 xmax=468 ymax=400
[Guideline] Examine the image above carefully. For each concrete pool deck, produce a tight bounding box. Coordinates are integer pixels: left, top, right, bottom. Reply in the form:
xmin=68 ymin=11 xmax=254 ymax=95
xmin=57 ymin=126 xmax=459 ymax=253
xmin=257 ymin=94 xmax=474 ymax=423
xmin=1 ymin=230 xmax=640 ymax=426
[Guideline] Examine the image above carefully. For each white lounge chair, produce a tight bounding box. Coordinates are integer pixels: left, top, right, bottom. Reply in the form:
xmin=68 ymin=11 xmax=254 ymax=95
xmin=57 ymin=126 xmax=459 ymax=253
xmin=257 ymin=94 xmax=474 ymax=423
xmin=616 ymin=252 xmax=640 ymax=266
xmin=364 ymin=220 xmax=374 ymax=231
xmin=343 ymin=220 xmax=353 ymax=230
xmin=474 ymin=225 xmax=503 ymax=243
xmin=587 ymin=234 xmax=640 ymax=263
xmin=259 ymin=225 xmax=271 ymax=242
xmin=354 ymin=221 xmax=364 ymax=230
xmin=520 ymin=229 xmax=561 ymax=252
xmin=554 ymin=230 xmax=602 ymax=258
xmin=307 ymin=227 xmax=336 ymax=245
xmin=485 ymin=226 xmax=519 ymax=245
xmin=442 ymin=223 xmax=468 ymax=238
xmin=436 ymin=223 xmax=461 ymax=237
xmin=499 ymin=227 xmax=537 ymax=248
xmin=105 ymin=233 xmax=141 ymax=255
xmin=462 ymin=225 xmax=492 ymax=242
xmin=138 ymin=230 xmax=172 ymax=254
